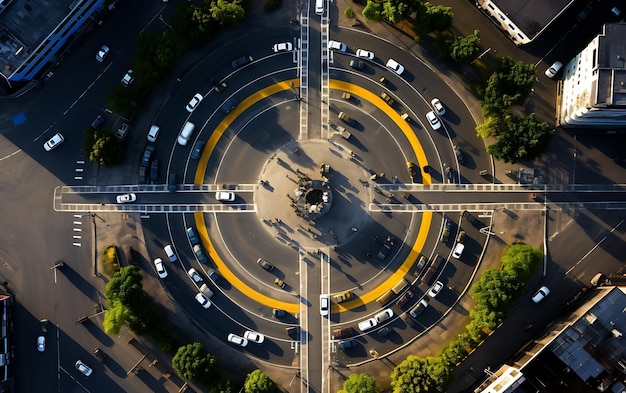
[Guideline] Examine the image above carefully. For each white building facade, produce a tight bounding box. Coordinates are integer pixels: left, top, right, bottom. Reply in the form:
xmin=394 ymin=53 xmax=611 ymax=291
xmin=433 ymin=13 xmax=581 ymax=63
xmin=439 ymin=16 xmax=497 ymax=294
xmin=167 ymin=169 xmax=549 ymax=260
xmin=559 ymin=23 xmax=626 ymax=127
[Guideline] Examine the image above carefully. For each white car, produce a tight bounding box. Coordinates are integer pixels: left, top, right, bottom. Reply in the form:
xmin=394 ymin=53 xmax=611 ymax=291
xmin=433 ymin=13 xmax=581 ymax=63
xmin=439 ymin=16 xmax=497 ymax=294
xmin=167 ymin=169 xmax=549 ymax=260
xmin=116 ymin=193 xmax=136 ymax=204
xmin=244 ymin=330 xmax=265 ymax=344
xmin=121 ymin=69 xmax=134 ymax=86
xmin=75 ymin=360 xmax=93 ymax=376
xmin=43 ymin=133 xmax=64 ymax=151
xmin=186 ymin=93 xmax=203 ymax=113
xmin=532 ymin=286 xmax=550 ymax=303
xmin=37 ymin=336 xmax=45 ymax=352
xmin=319 ymin=294 xmax=330 ymax=317
xmin=195 ymin=292 xmax=212 ymax=309
xmin=227 ymin=333 xmax=248 ymax=347
xmin=216 ymin=191 xmax=236 ymax=202
xmin=187 ymin=268 xmax=204 ymax=287
xmin=147 ymin=125 xmax=160 ymax=142
xmin=385 ymin=59 xmax=404 ymax=75
xmin=427 ymin=281 xmax=444 ymax=298
xmin=328 ymin=40 xmax=346 ymax=52
xmin=164 ymin=244 xmax=177 ymax=262
xmin=153 ymin=258 xmax=167 ymax=279
xmin=374 ymin=308 xmax=394 ymax=323
xmin=356 ymin=49 xmax=374 ymax=60
xmin=426 ymin=111 xmax=441 ymax=130
xmin=273 ymin=42 xmax=293 ymax=52
xmin=96 ymin=45 xmax=109 ymax=62
xmin=544 ymin=61 xmax=562 ymax=78
xmin=431 ymin=98 xmax=445 ymax=115
xmin=358 ymin=317 xmax=378 ymax=332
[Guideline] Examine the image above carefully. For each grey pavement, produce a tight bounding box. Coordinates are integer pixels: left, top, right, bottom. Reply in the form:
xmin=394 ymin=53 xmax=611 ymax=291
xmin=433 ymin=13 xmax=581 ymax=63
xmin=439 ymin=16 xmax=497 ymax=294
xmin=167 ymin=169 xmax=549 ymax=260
xmin=85 ymin=2 xmax=601 ymax=393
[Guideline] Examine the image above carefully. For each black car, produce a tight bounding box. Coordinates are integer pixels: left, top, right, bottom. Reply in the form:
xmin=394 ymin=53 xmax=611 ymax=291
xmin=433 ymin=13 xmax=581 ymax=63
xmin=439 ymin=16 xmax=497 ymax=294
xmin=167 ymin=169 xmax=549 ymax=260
xmin=231 ymin=55 xmax=253 ymax=69
xmin=349 ymin=59 xmax=364 ymax=70
xmin=337 ymin=339 xmax=357 ymax=351
xmin=444 ymin=165 xmax=453 ymax=182
xmin=191 ymin=140 xmax=205 ymax=160
xmin=257 ymin=258 xmax=274 ymax=271
xmin=221 ymin=98 xmax=238 ymax=114
xmin=141 ymin=145 xmax=155 ymax=167
xmin=149 ymin=159 xmax=159 ymax=182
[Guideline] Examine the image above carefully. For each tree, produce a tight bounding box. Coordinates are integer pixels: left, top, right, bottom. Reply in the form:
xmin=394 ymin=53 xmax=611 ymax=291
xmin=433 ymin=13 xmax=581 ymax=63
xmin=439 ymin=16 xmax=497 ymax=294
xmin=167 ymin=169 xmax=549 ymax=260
xmin=85 ymin=129 xmax=125 ymax=167
xmin=338 ymin=373 xmax=377 ymax=393
xmin=487 ymin=114 xmax=554 ymax=163
xmin=133 ymin=31 xmax=182 ymax=89
xmin=424 ymin=3 xmax=453 ymax=31
xmin=104 ymin=266 xmax=146 ymax=310
xmin=501 ymin=243 xmax=542 ymax=281
xmin=103 ymin=299 xmax=131 ymax=335
xmin=172 ymin=342 xmax=217 ymax=384
xmin=391 ymin=355 xmax=450 ymax=393
xmin=382 ymin=1 xmax=408 ymax=24
xmin=475 ymin=115 xmax=499 ymax=138
xmin=362 ymin=0 xmax=383 ymax=21
xmin=446 ymin=30 xmax=481 ymax=63
xmin=210 ymin=0 xmax=245 ymax=26
xmin=244 ymin=369 xmax=276 ymax=393
xmin=344 ymin=6 xmax=354 ymax=18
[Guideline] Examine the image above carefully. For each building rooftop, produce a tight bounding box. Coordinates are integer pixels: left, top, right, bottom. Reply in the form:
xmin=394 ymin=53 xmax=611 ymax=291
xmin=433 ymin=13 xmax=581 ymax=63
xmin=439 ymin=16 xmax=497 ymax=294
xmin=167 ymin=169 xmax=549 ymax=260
xmin=596 ymin=23 xmax=626 ymax=107
xmin=491 ymin=0 xmax=574 ymax=40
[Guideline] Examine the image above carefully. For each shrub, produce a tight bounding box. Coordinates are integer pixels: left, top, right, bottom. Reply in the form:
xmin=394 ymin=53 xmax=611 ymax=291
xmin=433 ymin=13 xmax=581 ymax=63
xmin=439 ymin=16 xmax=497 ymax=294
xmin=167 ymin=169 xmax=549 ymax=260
xmin=344 ymin=6 xmax=354 ymax=18
xmin=101 ymin=245 xmax=120 ymax=276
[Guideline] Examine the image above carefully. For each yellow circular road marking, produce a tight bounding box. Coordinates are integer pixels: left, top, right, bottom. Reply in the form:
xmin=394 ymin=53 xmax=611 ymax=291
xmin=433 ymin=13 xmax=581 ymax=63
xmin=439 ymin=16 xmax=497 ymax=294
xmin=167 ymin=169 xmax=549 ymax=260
xmin=194 ymin=79 xmax=433 ymax=314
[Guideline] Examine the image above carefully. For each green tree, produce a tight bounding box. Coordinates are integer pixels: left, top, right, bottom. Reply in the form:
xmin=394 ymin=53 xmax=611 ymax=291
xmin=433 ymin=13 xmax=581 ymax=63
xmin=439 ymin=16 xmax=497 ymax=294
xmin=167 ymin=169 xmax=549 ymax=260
xmin=338 ymin=373 xmax=377 ymax=393
xmin=244 ymin=369 xmax=276 ymax=393
xmin=210 ymin=0 xmax=245 ymax=26
xmin=487 ymin=114 xmax=554 ymax=163
xmin=86 ymin=129 xmax=125 ymax=167
xmin=424 ymin=3 xmax=453 ymax=31
xmin=446 ymin=30 xmax=481 ymax=63
xmin=391 ymin=355 xmax=450 ymax=393
xmin=501 ymin=242 xmax=542 ymax=281
xmin=104 ymin=266 xmax=146 ymax=310
xmin=172 ymin=342 xmax=217 ymax=384
xmin=362 ymin=0 xmax=383 ymax=21
xmin=132 ymin=31 xmax=182 ymax=89
xmin=382 ymin=1 xmax=407 ymax=23
xmin=103 ymin=299 xmax=131 ymax=335
xmin=344 ymin=6 xmax=354 ymax=18
xmin=475 ymin=115 xmax=499 ymax=138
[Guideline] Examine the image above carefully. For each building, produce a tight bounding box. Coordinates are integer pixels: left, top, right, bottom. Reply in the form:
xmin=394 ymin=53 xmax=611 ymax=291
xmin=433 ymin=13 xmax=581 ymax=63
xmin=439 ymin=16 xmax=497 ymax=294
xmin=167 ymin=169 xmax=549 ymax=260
xmin=0 ymin=294 xmax=12 ymax=393
xmin=558 ymin=22 xmax=626 ymax=127
xmin=0 ymin=0 xmax=107 ymax=91
xmin=473 ymin=287 xmax=626 ymax=393
xmin=475 ymin=0 xmax=576 ymax=46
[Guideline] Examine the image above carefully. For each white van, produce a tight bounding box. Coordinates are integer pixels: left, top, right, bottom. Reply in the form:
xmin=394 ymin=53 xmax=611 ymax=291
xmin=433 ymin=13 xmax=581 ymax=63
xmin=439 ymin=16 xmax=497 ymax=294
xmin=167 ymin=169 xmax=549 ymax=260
xmin=315 ymin=0 xmax=324 ymax=15
xmin=177 ymin=121 xmax=195 ymax=146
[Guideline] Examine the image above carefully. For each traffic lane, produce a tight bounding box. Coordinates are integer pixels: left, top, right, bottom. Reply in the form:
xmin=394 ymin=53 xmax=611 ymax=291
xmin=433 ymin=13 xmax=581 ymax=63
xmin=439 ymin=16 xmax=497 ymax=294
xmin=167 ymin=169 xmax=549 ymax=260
xmin=143 ymin=214 xmax=297 ymax=363
xmin=549 ymin=209 xmax=626 ymax=280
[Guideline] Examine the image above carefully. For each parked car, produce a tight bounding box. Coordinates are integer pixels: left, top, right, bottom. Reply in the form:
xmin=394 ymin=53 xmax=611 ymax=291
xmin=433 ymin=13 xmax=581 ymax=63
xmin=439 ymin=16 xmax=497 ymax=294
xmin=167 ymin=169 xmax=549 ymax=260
xmin=244 ymin=330 xmax=265 ymax=343
xmin=334 ymin=291 xmax=353 ymax=304
xmin=43 ymin=133 xmax=64 ymax=151
xmin=356 ymin=49 xmax=374 ymax=59
xmin=37 ymin=336 xmax=45 ymax=352
xmin=427 ymin=281 xmax=444 ymax=298
xmin=275 ymin=278 xmax=286 ymax=289
xmin=409 ymin=298 xmax=429 ymax=318
xmin=349 ymin=60 xmax=364 ymax=70
xmin=187 ymin=268 xmax=204 ymax=287
xmin=337 ymin=339 xmax=357 ymax=350
xmin=193 ymin=245 xmax=208 ymax=264
xmin=186 ymin=227 xmax=199 ymax=245
xmin=195 ymin=292 xmax=211 ymax=309
xmin=532 ymin=286 xmax=550 ymax=303
xmin=149 ymin=159 xmax=159 ymax=182
xmin=431 ymin=98 xmax=445 ymax=115
xmin=147 ymin=125 xmax=159 ymax=143
xmin=257 ymin=258 xmax=274 ymax=271
xmin=75 ymin=360 xmax=93 ymax=376
xmin=457 ymin=230 xmax=466 ymax=243
xmin=141 ymin=145 xmax=155 ymax=167
xmin=96 ymin=45 xmax=109 ymax=62
xmin=358 ymin=318 xmax=377 ymax=332
xmin=163 ymin=244 xmax=177 ymax=262
xmin=116 ymin=193 xmax=136 ymax=204
xmin=332 ymin=326 xmax=356 ymax=339
xmin=461 ymin=210 xmax=477 ymax=224
xmin=544 ymin=61 xmax=562 ymax=78
xmin=191 ymin=140 xmax=205 ymax=160
xmin=441 ymin=219 xmax=452 ymax=243
xmin=375 ymin=308 xmax=394 ymax=323
xmin=231 ymin=55 xmax=253 ymax=69
xmin=221 ymin=98 xmax=238 ymax=114
xmin=380 ymin=92 xmax=394 ymax=105
xmin=273 ymin=309 xmax=286 ymax=317
xmin=395 ymin=288 xmax=414 ymax=309
xmin=426 ymin=111 xmax=441 ymax=130
xmin=454 ymin=145 xmax=465 ymax=164
xmin=186 ymin=93 xmax=203 ymax=113
xmin=91 ymin=115 xmax=105 ymax=129
xmin=153 ymin=258 xmax=167 ymax=279
xmin=406 ymin=161 xmax=417 ymax=181
xmin=168 ymin=173 xmax=177 ymax=192
xmin=121 ymin=69 xmax=134 ymax=86
xmin=206 ymin=268 xmax=222 ymax=285
xmin=114 ymin=123 xmax=129 ymax=141
xmin=378 ymin=326 xmax=393 ymax=337
xmin=385 ymin=58 xmax=404 ymax=75
xmin=93 ymin=347 xmax=107 ymax=361
xmin=273 ymin=42 xmax=293 ymax=52
xmin=227 ymin=333 xmax=248 ymax=347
